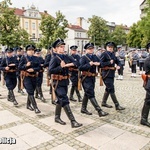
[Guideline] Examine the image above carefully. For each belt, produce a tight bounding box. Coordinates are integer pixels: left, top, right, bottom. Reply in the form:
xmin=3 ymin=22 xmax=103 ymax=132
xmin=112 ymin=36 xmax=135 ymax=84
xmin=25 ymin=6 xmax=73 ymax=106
xmin=69 ymin=68 xmax=78 ymax=71
xmin=82 ymin=71 xmax=98 ymax=77
xmin=51 ymin=74 xmax=70 ymax=81
xmin=39 ymin=70 xmax=44 ymax=72
xmin=21 ymin=71 xmax=37 ymax=77
xmin=4 ymin=70 xmax=16 ymax=72
xmin=102 ymin=67 xmax=116 ymax=70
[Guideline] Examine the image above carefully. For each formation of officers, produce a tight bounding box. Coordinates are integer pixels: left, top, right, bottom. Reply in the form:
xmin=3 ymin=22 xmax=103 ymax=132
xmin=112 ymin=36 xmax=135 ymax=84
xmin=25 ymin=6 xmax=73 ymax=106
xmin=0 ymin=39 xmax=149 ymax=128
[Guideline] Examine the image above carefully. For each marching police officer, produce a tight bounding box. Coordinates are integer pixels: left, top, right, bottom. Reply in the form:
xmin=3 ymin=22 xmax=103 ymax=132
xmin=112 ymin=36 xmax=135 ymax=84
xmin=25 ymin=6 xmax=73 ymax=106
xmin=14 ymin=47 xmax=25 ymax=94
xmin=34 ymin=49 xmax=46 ymax=102
xmin=49 ymin=39 xmax=82 ymax=128
xmin=138 ymin=48 xmax=148 ymax=75
xmin=69 ymin=45 xmax=82 ymax=102
xmin=129 ymin=49 xmax=139 ymax=78
xmin=18 ymin=45 xmax=41 ymax=113
xmin=100 ymin=42 xmax=125 ymax=110
xmin=0 ymin=48 xmax=18 ymax=105
xmin=140 ymin=42 xmax=150 ymax=127
xmin=79 ymin=42 xmax=108 ymax=117
xmin=116 ymin=45 xmax=125 ymax=80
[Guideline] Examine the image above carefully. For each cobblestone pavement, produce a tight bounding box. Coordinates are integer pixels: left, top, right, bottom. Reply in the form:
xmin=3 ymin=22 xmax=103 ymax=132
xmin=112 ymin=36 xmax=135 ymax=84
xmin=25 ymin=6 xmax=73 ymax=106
xmin=0 ymin=62 xmax=150 ymax=150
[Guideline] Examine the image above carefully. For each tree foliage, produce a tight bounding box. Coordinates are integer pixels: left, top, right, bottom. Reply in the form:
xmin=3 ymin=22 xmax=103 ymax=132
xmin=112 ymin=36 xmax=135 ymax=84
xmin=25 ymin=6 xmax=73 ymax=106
xmin=39 ymin=10 xmax=68 ymax=48
xmin=0 ymin=0 xmax=30 ymax=48
xmin=87 ymin=15 xmax=109 ymax=46
xmin=127 ymin=0 xmax=150 ymax=48
xmin=109 ymin=25 xmax=127 ymax=45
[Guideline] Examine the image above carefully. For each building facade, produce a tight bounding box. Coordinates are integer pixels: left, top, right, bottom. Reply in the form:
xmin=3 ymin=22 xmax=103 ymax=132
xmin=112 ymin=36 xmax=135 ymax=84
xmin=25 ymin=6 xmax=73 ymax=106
xmin=140 ymin=0 xmax=148 ymax=18
xmin=65 ymin=24 xmax=90 ymax=54
xmin=14 ymin=4 xmax=48 ymax=42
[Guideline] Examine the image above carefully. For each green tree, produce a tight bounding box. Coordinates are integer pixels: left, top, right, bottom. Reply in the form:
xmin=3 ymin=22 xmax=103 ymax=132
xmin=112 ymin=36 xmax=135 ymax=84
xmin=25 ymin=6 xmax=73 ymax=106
xmin=110 ymin=25 xmax=127 ymax=45
xmin=39 ymin=10 xmax=68 ymax=48
xmin=127 ymin=0 xmax=150 ymax=48
xmin=0 ymin=0 xmax=30 ymax=48
xmin=87 ymin=15 xmax=109 ymax=46
xmin=127 ymin=22 xmax=143 ymax=48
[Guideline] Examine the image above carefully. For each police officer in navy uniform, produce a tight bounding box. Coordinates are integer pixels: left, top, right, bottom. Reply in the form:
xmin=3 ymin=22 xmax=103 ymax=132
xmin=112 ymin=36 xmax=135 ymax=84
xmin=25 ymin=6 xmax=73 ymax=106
xmin=14 ymin=47 xmax=25 ymax=94
xmin=79 ymin=43 xmax=108 ymax=117
xmin=140 ymin=42 xmax=150 ymax=127
xmin=100 ymin=42 xmax=125 ymax=110
xmin=49 ymin=39 xmax=82 ymax=128
xmin=69 ymin=45 xmax=82 ymax=102
xmin=116 ymin=45 xmax=125 ymax=80
xmin=18 ymin=45 xmax=41 ymax=113
xmin=34 ymin=49 xmax=46 ymax=102
xmin=0 ymin=48 xmax=18 ymax=105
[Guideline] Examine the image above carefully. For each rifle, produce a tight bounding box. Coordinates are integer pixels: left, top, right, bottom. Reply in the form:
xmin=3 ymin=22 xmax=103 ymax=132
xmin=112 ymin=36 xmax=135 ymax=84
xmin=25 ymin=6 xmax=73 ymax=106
xmin=46 ymin=68 xmax=50 ymax=86
xmin=99 ymin=68 xmax=103 ymax=86
xmin=1 ymin=72 xmax=5 ymax=86
xmin=78 ymin=71 xmax=82 ymax=90
xmin=51 ymin=75 xmax=57 ymax=102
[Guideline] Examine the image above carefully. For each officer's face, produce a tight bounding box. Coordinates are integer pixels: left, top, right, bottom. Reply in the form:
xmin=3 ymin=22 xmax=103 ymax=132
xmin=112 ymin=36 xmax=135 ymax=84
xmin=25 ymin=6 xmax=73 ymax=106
xmin=106 ymin=46 xmax=114 ymax=52
xmin=56 ymin=45 xmax=65 ymax=54
xmin=71 ymin=50 xmax=77 ymax=54
xmin=86 ymin=47 xmax=94 ymax=54
xmin=148 ymin=48 xmax=150 ymax=53
xmin=27 ymin=49 xmax=34 ymax=56
xmin=6 ymin=52 xmax=13 ymax=57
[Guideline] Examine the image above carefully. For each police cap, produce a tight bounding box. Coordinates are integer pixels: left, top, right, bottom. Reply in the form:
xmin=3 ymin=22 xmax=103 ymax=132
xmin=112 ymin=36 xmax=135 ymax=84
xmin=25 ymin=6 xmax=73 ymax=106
xmin=35 ymin=48 xmax=41 ymax=53
xmin=26 ymin=45 xmax=36 ymax=51
xmin=5 ymin=48 xmax=14 ymax=53
xmin=14 ymin=47 xmax=23 ymax=51
xmin=52 ymin=39 xmax=65 ymax=48
xmin=84 ymin=43 xmax=94 ymax=49
xmin=70 ymin=45 xmax=78 ymax=50
xmin=105 ymin=42 xmax=116 ymax=48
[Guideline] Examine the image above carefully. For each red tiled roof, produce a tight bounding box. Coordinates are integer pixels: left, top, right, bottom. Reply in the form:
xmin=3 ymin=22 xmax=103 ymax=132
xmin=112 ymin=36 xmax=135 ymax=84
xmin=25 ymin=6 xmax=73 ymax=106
xmin=14 ymin=8 xmax=24 ymax=16
xmin=68 ymin=25 xmax=86 ymax=31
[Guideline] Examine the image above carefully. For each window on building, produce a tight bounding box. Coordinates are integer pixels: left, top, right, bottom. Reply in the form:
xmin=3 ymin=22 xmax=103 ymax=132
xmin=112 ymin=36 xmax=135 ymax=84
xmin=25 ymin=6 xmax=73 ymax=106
xmin=77 ymin=33 xmax=79 ymax=37
xmin=77 ymin=41 xmax=79 ymax=46
xmin=25 ymin=22 xmax=28 ymax=29
xmin=32 ymin=23 xmax=35 ymax=30
xmin=80 ymin=33 xmax=81 ymax=37
xmin=32 ymin=33 xmax=35 ymax=39
xmin=85 ymin=41 xmax=87 ymax=44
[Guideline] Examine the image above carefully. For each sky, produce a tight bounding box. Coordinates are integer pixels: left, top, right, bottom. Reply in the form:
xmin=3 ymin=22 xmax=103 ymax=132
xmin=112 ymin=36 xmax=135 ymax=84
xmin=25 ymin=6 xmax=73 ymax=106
xmin=10 ymin=0 xmax=142 ymax=27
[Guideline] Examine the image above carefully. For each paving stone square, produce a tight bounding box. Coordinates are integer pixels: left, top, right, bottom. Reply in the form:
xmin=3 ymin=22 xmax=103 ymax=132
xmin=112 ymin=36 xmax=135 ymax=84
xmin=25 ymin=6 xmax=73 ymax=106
xmin=0 ymin=110 xmax=21 ymax=126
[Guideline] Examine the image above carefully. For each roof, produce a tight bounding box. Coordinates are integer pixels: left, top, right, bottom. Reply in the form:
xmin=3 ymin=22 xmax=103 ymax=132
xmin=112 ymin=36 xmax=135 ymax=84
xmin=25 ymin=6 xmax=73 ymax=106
xmin=140 ymin=0 xmax=146 ymax=6
xmin=67 ymin=25 xmax=87 ymax=31
xmin=14 ymin=8 xmax=25 ymax=16
xmin=10 ymin=7 xmax=50 ymax=17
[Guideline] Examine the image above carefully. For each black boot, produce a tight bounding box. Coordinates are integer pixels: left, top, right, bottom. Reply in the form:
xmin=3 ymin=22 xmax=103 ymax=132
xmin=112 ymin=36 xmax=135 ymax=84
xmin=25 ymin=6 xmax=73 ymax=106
xmin=110 ymin=93 xmax=125 ymax=110
xmin=7 ymin=90 xmax=13 ymax=102
xmin=35 ymin=86 xmax=40 ymax=99
xmin=101 ymin=92 xmax=113 ymax=108
xmin=9 ymin=90 xmax=18 ymax=105
xmin=75 ymin=87 xmax=82 ymax=102
xmin=140 ymin=103 xmax=150 ymax=127
xmin=81 ymin=94 xmax=92 ymax=115
xmin=28 ymin=95 xmax=41 ymax=113
xmin=69 ymin=86 xmax=77 ymax=102
xmin=64 ymin=104 xmax=82 ymax=128
xmin=27 ymin=95 xmax=34 ymax=111
xmin=89 ymin=98 xmax=109 ymax=117
xmin=55 ymin=104 xmax=66 ymax=125
xmin=38 ymin=87 xmax=46 ymax=102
